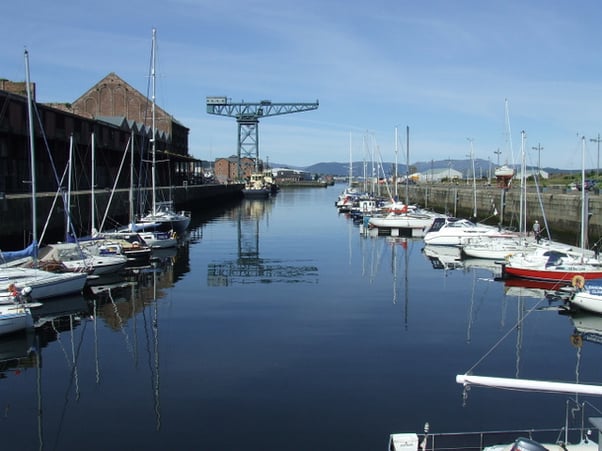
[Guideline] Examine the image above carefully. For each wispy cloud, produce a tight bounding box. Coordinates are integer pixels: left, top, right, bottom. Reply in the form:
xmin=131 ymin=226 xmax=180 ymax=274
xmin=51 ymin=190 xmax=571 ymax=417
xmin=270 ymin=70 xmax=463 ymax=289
xmin=3 ymin=0 xmax=602 ymax=168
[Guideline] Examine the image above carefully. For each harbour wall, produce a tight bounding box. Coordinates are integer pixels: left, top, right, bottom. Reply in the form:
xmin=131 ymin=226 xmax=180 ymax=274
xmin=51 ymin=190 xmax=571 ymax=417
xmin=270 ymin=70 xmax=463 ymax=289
xmin=0 ymin=183 xmax=243 ymax=247
xmin=405 ymin=184 xmax=601 ymax=244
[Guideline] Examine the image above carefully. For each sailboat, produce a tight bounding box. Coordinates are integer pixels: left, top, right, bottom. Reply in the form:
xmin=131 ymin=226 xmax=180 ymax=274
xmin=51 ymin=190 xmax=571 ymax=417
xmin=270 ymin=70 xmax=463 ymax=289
xmin=0 ymin=50 xmax=88 ymax=300
xmin=389 ymin=300 xmax=602 ymax=451
xmin=335 ymin=133 xmax=360 ymax=212
xmin=462 ymin=131 xmax=535 ymax=259
xmin=367 ymin=126 xmax=442 ymax=236
xmin=502 ymin=137 xmax=602 ymax=283
xmin=132 ymin=28 xmax=190 ymax=236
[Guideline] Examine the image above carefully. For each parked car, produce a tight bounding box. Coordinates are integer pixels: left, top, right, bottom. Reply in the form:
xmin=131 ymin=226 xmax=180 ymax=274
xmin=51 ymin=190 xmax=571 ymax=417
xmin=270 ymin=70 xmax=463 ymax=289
xmin=577 ymin=179 xmax=597 ymax=191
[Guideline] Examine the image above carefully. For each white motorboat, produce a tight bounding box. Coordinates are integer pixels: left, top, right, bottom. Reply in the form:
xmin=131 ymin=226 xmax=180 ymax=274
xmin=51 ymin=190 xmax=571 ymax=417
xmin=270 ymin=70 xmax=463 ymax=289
xmin=424 ymin=217 xmax=517 ymax=246
xmin=0 ymin=301 xmax=33 ymax=336
xmin=567 ymin=276 xmax=602 ymax=314
xmin=137 ymin=230 xmax=178 ymax=249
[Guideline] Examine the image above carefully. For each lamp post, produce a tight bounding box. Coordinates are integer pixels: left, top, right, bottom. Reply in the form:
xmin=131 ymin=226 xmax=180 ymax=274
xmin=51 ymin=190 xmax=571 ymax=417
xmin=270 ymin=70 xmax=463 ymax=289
xmin=590 ymin=133 xmax=601 ymax=178
xmin=494 ymin=148 xmax=501 ymax=166
xmin=532 ymin=143 xmax=543 ymax=176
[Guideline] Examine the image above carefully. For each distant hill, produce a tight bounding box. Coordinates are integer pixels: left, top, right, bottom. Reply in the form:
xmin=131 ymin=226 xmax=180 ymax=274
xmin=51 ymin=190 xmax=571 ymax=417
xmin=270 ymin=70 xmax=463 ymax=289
xmin=300 ymin=160 xmax=569 ymax=177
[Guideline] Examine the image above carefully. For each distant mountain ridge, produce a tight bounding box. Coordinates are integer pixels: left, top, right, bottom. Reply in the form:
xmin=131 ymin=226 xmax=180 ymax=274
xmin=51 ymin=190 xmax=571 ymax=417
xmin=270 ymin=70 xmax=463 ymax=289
xmin=279 ymin=160 xmax=567 ymax=177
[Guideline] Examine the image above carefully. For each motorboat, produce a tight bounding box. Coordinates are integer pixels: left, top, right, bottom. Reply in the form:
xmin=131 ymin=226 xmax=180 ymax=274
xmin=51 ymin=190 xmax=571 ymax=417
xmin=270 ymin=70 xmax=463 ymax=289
xmin=0 ymin=301 xmax=33 ymax=336
xmin=137 ymin=230 xmax=178 ymax=249
xmin=566 ymin=275 xmax=602 ymax=314
xmin=87 ymin=232 xmax=152 ymax=264
xmin=424 ymin=217 xmax=517 ymax=247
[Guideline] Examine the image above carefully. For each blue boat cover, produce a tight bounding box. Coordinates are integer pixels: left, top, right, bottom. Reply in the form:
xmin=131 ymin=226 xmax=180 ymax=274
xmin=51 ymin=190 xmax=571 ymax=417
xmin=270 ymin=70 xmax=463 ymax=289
xmin=0 ymin=240 xmax=38 ymax=262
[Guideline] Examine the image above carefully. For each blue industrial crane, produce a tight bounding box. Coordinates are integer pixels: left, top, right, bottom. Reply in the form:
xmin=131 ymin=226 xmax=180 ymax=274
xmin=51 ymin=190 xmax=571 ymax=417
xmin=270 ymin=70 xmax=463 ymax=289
xmin=206 ymin=97 xmax=319 ymax=179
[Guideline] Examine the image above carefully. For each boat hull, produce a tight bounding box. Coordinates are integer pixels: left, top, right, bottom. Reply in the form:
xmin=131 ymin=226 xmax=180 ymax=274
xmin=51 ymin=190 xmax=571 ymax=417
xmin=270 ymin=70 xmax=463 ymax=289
xmin=0 ymin=268 xmax=88 ymax=300
xmin=570 ymin=291 xmax=602 ymax=314
xmin=242 ymin=188 xmax=271 ymax=199
xmin=503 ymin=265 xmax=602 ymax=282
xmin=368 ymin=215 xmax=434 ymax=231
xmin=0 ymin=304 xmax=33 ymax=336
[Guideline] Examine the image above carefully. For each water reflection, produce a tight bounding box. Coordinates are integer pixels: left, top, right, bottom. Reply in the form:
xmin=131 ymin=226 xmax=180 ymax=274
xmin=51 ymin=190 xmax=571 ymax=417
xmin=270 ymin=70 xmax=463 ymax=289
xmin=566 ymin=310 xmax=602 ymax=346
xmin=207 ymin=199 xmax=319 ymax=286
xmin=0 ymin=330 xmax=36 ymax=380
xmin=0 ymin=248 xmax=181 ymax=449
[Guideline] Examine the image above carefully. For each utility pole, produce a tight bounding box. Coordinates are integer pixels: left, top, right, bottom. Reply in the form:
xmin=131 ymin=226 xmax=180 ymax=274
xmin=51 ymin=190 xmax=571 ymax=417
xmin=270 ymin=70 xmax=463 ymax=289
xmin=590 ymin=133 xmax=601 ymax=178
xmin=532 ymin=143 xmax=543 ymax=176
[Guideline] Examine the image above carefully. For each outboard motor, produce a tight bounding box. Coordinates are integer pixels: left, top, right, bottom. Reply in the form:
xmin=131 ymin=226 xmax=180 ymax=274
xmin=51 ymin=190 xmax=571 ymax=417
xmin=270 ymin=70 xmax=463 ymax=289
xmin=509 ymin=437 xmax=548 ymax=451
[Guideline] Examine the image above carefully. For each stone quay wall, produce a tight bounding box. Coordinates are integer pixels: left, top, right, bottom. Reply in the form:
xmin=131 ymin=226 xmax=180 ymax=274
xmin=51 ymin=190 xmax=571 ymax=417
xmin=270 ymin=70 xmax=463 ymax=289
xmin=0 ymin=183 xmax=243 ymax=246
xmin=405 ymin=183 xmax=601 ymax=243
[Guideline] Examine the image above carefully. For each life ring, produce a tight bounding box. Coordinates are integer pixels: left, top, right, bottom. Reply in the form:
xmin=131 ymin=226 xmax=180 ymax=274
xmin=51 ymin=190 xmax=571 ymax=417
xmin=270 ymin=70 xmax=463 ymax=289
xmin=571 ymin=274 xmax=585 ymax=289
xmin=571 ymin=333 xmax=583 ymax=348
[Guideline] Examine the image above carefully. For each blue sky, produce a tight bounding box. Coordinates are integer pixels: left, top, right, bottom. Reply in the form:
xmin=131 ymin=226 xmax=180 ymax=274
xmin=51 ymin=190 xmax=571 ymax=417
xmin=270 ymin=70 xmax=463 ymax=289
xmin=3 ymin=0 xmax=602 ymax=170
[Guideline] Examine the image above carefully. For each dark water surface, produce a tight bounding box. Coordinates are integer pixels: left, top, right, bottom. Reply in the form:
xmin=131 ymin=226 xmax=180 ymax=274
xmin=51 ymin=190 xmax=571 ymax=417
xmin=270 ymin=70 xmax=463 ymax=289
xmin=2 ymin=185 xmax=602 ymax=450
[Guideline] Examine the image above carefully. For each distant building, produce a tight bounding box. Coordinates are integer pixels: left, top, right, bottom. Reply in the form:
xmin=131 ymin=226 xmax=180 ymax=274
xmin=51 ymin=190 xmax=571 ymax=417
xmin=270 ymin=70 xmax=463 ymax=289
xmin=214 ymin=156 xmax=255 ymax=183
xmin=271 ymin=168 xmax=312 ymax=183
xmin=515 ymin=169 xmax=549 ymax=180
xmin=412 ymin=168 xmax=463 ymax=183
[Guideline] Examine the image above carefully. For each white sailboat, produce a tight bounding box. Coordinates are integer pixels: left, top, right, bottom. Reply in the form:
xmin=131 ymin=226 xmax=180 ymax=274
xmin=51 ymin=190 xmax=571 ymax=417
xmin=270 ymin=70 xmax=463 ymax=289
xmin=133 ymin=28 xmax=190 ymax=236
xmin=503 ymin=137 xmax=602 ymax=283
xmin=367 ymin=127 xmax=441 ymax=236
xmin=0 ymin=50 xmax=88 ymax=300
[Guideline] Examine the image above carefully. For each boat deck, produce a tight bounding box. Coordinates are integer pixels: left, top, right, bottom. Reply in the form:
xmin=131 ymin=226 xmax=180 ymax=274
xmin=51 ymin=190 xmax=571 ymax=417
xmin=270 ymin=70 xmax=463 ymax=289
xmin=392 ymin=427 xmax=593 ymax=451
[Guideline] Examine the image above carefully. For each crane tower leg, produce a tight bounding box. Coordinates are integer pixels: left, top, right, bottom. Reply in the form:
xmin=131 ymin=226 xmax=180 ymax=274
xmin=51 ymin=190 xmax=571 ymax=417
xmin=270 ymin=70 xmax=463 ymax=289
xmin=237 ymin=119 xmax=259 ymax=179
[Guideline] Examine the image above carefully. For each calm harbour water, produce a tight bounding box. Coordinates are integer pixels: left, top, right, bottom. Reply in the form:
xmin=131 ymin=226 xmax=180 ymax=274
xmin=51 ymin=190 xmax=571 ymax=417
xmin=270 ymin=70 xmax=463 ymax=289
xmin=2 ymin=185 xmax=602 ymax=451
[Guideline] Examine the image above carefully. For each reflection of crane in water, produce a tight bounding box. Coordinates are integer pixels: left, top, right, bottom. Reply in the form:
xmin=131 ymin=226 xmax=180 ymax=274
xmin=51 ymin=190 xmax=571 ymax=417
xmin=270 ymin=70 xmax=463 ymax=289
xmin=207 ymin=200 xmax=318 ymax=286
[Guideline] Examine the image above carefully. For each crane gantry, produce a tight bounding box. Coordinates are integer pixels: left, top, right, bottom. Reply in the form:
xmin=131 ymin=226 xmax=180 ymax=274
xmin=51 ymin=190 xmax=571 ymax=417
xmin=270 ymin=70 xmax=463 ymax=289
xmin=206 ymin=97 xmax=319 ymax=179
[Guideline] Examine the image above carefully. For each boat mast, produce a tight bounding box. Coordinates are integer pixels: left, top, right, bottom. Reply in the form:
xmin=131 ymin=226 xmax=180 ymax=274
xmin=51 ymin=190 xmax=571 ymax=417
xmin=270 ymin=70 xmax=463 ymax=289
xmin=394 ymin=126 xmax=398 ymax=199
xmin=151 ymin=28 xmax=157 ymax=217
xmin=24 ymin=50 xmax=38 ymax=257
xmin=91 ymin=131 xmax=96 ymax=235
xmin=405 ymin=126 xmax=409 ymax=207
xmin=348 ymin=132 xmax=353 ymax=189
xmin=66 ymin=133 xmax=74 ymax=240
xmin=130 ymin=129 xmax=135 ymax=225
xmin=467 ymin=138 xmax=477 ymax=219
xmin=581 ymin=136 xmax=586 ymax=253
xmin=519 ymin=131 xmax=526 ymax=235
